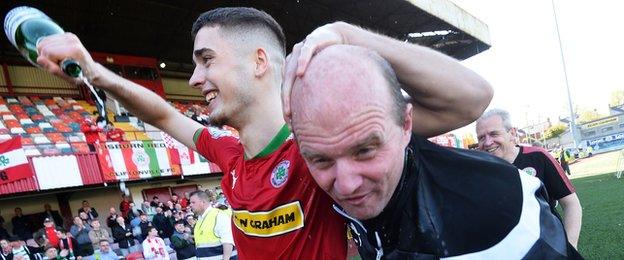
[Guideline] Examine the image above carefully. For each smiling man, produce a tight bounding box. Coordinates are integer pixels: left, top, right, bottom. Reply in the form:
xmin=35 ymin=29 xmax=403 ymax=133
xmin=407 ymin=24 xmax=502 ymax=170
xmin=286 ymin=40 xmax=581 ymax=258
xmin=476 ymin=108 xmax=582 ymax=248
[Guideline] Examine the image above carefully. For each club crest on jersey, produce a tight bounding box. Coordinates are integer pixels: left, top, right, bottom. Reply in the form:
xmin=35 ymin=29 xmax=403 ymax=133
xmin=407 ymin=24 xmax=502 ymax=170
xmin=208 ymin=127 xmax=234 ymax=139
xmin=271 ymin=160 xmax=290 ymax=188
xmin=522 ymin=167 xmax=537 ymax=177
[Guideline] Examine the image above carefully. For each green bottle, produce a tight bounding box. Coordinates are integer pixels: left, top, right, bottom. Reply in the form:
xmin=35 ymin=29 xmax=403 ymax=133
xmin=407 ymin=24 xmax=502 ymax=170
xmin=4 ymin=6 xmax=81 ymax=77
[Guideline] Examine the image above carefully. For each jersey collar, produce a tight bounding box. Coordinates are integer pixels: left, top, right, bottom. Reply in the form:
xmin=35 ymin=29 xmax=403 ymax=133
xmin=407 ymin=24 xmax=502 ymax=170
xmin=250 ymin=124 xmax=291 ymax=160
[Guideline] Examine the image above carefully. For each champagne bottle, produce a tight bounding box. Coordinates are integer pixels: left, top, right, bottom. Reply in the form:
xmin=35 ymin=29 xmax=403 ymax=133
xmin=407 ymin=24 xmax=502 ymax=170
xmin=4 ymin=6 xmax=81 ymax=77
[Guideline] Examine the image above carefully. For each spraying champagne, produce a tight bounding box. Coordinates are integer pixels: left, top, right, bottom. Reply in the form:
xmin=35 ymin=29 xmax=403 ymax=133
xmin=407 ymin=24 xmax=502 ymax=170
xmin=4 ymin=6 xmax=106 ymax=120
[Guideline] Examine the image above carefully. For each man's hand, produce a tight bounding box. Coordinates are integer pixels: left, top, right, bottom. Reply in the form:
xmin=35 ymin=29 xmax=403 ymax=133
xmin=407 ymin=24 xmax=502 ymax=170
xmin=36 ymin=33 xmax=99 ymax=84
xmin=282 ymin=23 xmax=345 ymax=126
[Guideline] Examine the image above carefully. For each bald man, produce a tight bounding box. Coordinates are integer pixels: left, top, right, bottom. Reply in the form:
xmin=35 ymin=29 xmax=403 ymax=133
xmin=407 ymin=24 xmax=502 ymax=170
xmin=284 ymin=25 xmax=582 ymax=258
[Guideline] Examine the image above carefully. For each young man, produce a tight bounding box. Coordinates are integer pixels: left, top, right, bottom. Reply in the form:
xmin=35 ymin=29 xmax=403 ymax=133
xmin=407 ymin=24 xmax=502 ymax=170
xmin=475 ymin=108 xmax=583 ymax=248
xmin=37 ymin=7 xmax=491 ymax=259
xmin=285 ymin=42 xmax=580 ymax=258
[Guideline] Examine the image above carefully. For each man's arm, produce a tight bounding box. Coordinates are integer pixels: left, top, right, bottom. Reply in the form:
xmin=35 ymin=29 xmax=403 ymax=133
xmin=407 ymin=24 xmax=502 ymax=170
xmin=283 ymin=22 xmax=493 ymax=137
xmin=36 ymin=33 xmax=203 ymax=150
xmin=214 ymin=211 xmax=235 ymax=259
xmin=558 ymin=193 xmax=582 ymax=248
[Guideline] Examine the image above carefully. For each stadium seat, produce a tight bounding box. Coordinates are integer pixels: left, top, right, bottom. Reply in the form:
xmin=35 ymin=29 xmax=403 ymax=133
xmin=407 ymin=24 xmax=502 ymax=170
xmin=10 ymin=128 xmax=25 ymax=134
xmin=23 ymin=145 xmax=41 ymax=156
xmin=71 ymin=143 xmax=90 ymax=154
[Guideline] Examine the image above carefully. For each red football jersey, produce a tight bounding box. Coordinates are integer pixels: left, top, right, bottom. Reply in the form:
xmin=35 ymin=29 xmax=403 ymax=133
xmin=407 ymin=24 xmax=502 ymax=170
xmin=195 ymin=125 xmax=347 ymax=259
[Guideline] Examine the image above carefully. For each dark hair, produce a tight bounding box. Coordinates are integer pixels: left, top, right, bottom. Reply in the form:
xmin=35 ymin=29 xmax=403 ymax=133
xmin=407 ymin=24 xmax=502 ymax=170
xmin=99 ymin=239 xmax=110 ymax=245
xmin=153 ymin=196 xmax=159 ymax=199
xmin=171 ymin=193 xmax=178 ymax=196
xmin=82 ymin=200 xmax=88 ymax=203
xmin=174 ymin=220 xmax=186 ymax=226
xmin=191 ymin=7 xmax=285 ymax=54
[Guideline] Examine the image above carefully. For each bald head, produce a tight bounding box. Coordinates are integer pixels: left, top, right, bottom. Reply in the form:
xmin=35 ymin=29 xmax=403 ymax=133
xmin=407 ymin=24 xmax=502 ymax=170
xmin=291 ymin=45 xmax=406 ymax=133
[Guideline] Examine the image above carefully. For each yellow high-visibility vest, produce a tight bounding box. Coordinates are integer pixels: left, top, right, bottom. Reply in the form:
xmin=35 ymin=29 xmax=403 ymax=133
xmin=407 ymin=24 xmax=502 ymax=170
xmin=194 ymin=208 xmax=221 ymax=246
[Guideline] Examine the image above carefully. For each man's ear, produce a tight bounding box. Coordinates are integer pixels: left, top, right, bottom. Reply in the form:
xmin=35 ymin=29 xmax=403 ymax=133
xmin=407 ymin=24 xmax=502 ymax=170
xmin=254 ymin=48 xmax=269 ymax=77
xmin=402 ymin=104 xmax=413 ymax=144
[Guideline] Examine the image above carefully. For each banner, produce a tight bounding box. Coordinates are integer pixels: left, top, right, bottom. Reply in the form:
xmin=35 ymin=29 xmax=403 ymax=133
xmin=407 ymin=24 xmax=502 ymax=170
xmin=182 ymin=151 xmax=222 ymax=176
xmin=32 ymin=155 xmax=83 ymax=190
xmin=0 ymin=136 xmax=33 ymax=184
xmin=96 ymin=141 xmax=181 ymax=181
xmin=161 ymin=132 xmax=195 ymax=165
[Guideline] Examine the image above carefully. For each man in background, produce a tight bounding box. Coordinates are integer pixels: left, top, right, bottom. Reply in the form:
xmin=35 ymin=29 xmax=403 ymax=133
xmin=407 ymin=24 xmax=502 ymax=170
xmin=476 ymin=108 xmax=583 ymax=248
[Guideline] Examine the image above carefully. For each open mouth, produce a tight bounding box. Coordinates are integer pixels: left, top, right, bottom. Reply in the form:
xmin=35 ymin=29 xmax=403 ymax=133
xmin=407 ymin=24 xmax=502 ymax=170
xmin=204 ymin=90 xmax=219 ymax=104
xmin=486 ymin=147 xmax=499 ymax=153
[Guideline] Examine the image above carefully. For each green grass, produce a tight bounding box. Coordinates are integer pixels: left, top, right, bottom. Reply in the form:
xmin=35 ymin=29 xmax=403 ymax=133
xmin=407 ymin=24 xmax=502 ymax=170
xmin=567 ymin=173 xmax=624 ymax=259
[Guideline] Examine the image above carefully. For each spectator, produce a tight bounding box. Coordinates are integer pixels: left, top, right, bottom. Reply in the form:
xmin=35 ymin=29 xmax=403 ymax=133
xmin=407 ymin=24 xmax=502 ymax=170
xmin=140 ymin=202 xmax=156 ymax=221
xmin=106 ymin=207 xmax=119 ymax=229
xmin=126 ymin=203 xmax=138 ymax=223
xmin=37 ymin=218 xmax=60 ymax=248
xmin=69 ymin=216 xmax=94 ymax=258
xmin=149 ymin=197 xmax=160 ymax=208
xmin=119 ymin=196 xmax=131 ymax=221
xmin=10 ymin=237 xmax=44 ymax=260
xmin=77 ymin=200 xmax=99 ymax=222
xmin=170 ymin=194 xmax=179 ymax=206
xmin=0 ymin=239 xmax=12 ymax=260
xmin=57 ymin=228 xmax=79 ymax=260
xmin=163 ymin=202 xmax=173 ymax=213
xmin=179 ymin=193 xmax=190 ymax=210
xmin=111 ymin=217 xmax=136 ymax=256
xmin=80 ymin=118 xmax=103 ymax=152
xmin=170 ymin=221 xmax=195 ymax=260
xmin=105 ymin=122 xmax=125 ymax=142
xmin=141 ymin=227 xmax=169 ymax=260
xmin=560 ymin=147 xmax=572 ymax=175
xmin=135 ymin=213 xmax=152 ymax=243
xmin=88 ymin=219 xmax=110 ymax=251
xmin=151 ymin=208 xmax=171 ymax=239
xmin=11 ymin=208 xmax=32 ymax=241
xmin=42 ymin=245 xmax=65 ymax=260
xmin=184 ymin=216 xmax=195 ymax=234
xmin=39 ymin=204 xmax=63 ymax=228
xmin=92 ymin=240 xmax=119 ymax=260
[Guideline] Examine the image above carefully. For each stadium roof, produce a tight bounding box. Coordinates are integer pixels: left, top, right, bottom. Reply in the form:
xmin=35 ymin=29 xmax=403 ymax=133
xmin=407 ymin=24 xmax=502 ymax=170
xmin=0 ymin=0 xmax=490 ymax=74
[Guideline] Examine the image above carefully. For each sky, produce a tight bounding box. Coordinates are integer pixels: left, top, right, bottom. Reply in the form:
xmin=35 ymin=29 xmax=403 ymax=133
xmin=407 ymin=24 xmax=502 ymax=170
xmin=449 ymin=0 xmax=624 ymax=136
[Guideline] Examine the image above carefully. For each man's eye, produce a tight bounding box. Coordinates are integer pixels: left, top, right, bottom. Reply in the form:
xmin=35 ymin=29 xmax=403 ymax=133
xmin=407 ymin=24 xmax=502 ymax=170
xmin=356 ymin=147 xmax=376 ymax=159
xmin=310 ymin=157 xmax=333 ymax=169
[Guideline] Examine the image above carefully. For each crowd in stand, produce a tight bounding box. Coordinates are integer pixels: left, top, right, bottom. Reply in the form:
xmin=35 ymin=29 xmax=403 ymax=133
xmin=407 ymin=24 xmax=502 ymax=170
xmin=0 ymin=189 xmax=227 ymax=260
